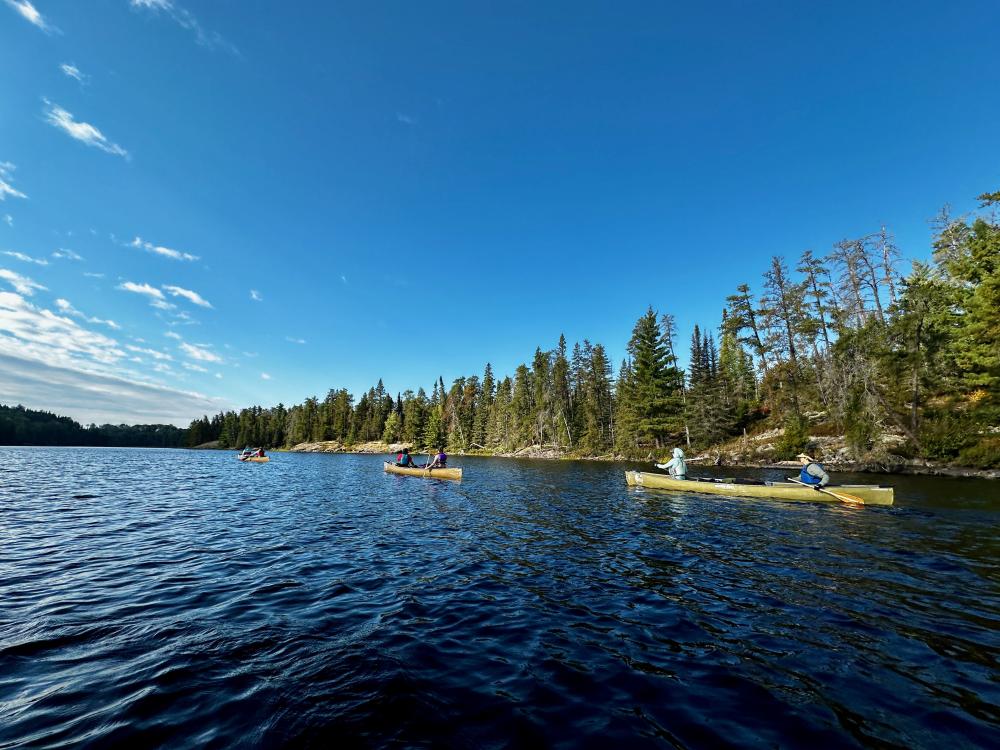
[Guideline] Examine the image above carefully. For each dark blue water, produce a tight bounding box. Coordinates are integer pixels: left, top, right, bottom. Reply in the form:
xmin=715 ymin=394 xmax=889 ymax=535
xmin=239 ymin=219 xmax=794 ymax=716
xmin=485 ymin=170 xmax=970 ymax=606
xmin=1 ymin=448 xmax=998 ymax=748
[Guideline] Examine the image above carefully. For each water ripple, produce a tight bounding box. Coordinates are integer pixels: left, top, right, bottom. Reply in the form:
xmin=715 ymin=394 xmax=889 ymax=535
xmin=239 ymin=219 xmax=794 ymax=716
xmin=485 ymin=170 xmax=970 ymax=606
xmin=1 ymin=448 xmax=997 ymax=748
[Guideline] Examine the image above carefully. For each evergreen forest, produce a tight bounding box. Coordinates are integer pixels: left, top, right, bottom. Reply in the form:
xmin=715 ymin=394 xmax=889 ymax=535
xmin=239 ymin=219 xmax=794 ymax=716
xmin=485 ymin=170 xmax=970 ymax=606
xmin=0 ymin=404 xmax=187 ymax=447
xmin=187 ymin=191 xmax=1000 ymax=469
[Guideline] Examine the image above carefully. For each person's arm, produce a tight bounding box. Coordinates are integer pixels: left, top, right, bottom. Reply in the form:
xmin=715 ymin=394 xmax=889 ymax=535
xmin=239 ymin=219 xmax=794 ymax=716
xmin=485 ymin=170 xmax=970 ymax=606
xmin=807 ymin=463 xmax=830 ymax=487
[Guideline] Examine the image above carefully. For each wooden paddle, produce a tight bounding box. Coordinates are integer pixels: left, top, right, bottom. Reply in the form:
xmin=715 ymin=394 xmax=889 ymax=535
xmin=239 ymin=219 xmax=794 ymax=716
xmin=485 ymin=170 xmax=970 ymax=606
xmin=787 ymin=477 xmax=865 ymax=505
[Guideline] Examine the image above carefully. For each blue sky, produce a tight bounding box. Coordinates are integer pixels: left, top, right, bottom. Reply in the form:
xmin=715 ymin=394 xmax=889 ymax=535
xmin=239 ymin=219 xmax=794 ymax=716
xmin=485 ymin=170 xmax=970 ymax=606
xmin=1 ymin=1 xmax=998 ymax=425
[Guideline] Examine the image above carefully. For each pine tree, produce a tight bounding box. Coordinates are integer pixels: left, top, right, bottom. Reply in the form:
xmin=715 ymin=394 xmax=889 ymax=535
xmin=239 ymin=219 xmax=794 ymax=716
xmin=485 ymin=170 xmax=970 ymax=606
xmin=473 ymin=363 xmax=495 ymax=448
xmin=510 ymin=364 xmax=535 ymax=446
xmin=552 ymin=335 xmax=572 ymax=447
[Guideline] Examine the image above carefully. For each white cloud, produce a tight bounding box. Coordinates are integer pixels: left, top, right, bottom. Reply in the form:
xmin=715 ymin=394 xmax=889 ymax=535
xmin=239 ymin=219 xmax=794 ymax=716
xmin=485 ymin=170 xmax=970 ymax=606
xmin=0 ymin=161 xmax=28 ymax=202
xmin=129 ymin=0 xmax=238 ymax=55
xmin=129 ymin=235 xmax=197 ymax=262
xmin=260 ymin=372 xmax=271 ymax=380
xmin=60 ymin=63 xmax=88 ymax=83
xmin=0 ymin=349 xmax=226 ymax=426
xmin=285 ymin=336 xmax=306 ymax=344
xmin=250 ymin=289 xmax=262 ymax=302
xmin=340 ymin=274 xmax=347 ymax=284
xmin=53 ymin=298 xmax=121 ymax=330
xmin=127 ymin=344 xmax=172 ymax=361
xmin=0 ymin=291 xmax=124 ymax=370
xmin=83 ymin=271 xmax=105 ymax=278
xmin=52 ymin=248 xmax=83 ymax=261
xmin=182 ymin=362 xmax=207 ymax=372
xmin=164 ymin=330 xmax=182 ymax=340
xmin=163 ymin=284 xmax=212 ymax=308
xmin=118 ymin=280 xmax=175 ymax=310
xmin=3 ymin=215 xmax=12 ymax=227
xmin=0 ymin=268 xmax=46 ymax=296
xmin=3 ymin=251 xmax=48 ymax=266
xmin=214 ymin=372 xmax=223 ymax=379
xmin=4 ymin=0 xmax=54 ymax=32
xmin=396 ymin=113 xmax=417 ymax=125
xmin=179 ymin=341 xmax=222 ymax=363
xmin=43 ymin=100 xmax=128 ymax=158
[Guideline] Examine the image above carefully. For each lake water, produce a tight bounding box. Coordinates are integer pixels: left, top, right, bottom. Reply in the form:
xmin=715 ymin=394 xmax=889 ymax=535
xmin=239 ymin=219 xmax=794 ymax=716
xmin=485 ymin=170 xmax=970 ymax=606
xmin=1 ymin=447 xmax=998 ymax=748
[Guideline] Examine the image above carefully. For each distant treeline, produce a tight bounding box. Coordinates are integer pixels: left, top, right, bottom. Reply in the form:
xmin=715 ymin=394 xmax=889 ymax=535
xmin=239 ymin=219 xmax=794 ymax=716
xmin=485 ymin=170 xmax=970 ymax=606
xmin=0 ymin=404 xmax=187 ymax=447
xmin=189 ymin=189 xmax=999 ymax=468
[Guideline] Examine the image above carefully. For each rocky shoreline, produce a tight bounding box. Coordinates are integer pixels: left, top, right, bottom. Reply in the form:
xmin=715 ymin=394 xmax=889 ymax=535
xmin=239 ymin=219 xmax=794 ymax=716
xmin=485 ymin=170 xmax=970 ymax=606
xmin=286 ymin=439 xmax=1000 ymax=479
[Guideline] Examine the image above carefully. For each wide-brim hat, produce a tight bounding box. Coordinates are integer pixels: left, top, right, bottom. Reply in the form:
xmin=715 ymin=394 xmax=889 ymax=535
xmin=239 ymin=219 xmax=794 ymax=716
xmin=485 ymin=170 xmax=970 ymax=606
xmin=796 ymin=453 xmax=814 ymax=461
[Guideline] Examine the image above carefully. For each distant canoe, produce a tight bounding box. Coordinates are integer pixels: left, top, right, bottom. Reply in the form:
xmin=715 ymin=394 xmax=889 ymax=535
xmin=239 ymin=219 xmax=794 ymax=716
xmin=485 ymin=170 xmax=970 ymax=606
xmin=624 ymin=471 xmax=893 ymax=505
xmin=238 ymin=455 xmax=270 ymax=463
xmin=383 ymin=461 xmax=462 ymax=480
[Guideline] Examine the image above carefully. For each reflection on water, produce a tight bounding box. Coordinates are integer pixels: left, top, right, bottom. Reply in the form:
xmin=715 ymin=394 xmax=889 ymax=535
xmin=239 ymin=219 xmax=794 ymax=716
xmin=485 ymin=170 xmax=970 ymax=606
xmin=1 ymin=448 xmax=997 ymax=748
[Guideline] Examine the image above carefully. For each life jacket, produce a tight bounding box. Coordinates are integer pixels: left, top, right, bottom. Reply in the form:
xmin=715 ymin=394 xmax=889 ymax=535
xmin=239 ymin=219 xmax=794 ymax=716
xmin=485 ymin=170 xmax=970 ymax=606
xmin=436 ymin=452 xmax=447 ymax=466
xmin=396 ymin=452 xmax=403 ymax=462
xmin=799 ymin=463 xmax=823 ymax=485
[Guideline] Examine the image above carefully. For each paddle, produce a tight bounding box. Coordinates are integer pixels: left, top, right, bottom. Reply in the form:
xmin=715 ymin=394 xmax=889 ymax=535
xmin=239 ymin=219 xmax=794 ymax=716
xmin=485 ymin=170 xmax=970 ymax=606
xmin=787 ymin=477 xmax=865 ymax=505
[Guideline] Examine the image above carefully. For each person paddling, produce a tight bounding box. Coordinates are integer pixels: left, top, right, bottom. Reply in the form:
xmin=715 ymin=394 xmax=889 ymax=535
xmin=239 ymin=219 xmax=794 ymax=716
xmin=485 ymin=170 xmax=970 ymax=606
xmin=797 ymin=453 xmax=830 ymax=490
xmin=426 ymin=447 xmax=447 ymax=470
xmin=655 ymin=447 xmax=687 ymax=479
xmin=395 ymin=448 xmax=417 ymax=468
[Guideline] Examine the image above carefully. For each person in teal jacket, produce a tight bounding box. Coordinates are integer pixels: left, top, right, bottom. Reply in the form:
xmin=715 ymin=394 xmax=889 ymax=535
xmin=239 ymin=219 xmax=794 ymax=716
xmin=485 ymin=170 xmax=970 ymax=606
xmin=656 ymin=447 xmax=687 ymax=479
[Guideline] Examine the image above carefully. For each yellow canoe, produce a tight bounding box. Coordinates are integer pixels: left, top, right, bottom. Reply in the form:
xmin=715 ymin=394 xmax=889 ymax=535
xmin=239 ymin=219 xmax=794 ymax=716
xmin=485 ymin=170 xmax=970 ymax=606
xmin=238 ymin=455 xmax=270 ymax=463
xmin=625 ymin=471 xmax=893 ymax=506
xmin=383 ymin=462 xmax=462 ymax=480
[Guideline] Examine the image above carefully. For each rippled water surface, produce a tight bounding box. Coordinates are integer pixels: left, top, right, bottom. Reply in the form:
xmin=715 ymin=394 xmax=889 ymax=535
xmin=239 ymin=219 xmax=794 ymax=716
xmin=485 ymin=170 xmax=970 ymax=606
xmin=1 ymin=448 xmax=998 ymax=748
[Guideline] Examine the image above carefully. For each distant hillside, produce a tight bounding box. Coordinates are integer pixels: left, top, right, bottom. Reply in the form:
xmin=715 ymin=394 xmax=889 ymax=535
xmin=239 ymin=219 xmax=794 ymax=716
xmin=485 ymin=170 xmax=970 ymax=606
xmin=0 ymin=404 xmax=187 ymax=448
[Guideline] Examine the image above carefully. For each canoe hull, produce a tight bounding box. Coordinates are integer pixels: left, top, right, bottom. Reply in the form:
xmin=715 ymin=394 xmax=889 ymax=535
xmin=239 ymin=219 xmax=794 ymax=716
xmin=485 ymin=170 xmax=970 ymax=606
xmin=625 ymin=471 xmax=893 ymax=506
xmin=238 ymin=456 xmax=270 ymax=463
xmin=384 ymin=462 xmax=462 ymax=480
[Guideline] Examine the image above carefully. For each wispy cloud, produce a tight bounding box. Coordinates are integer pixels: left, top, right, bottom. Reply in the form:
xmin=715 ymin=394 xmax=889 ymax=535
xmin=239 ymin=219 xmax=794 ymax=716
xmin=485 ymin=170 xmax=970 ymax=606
xmin=129 ymin=0 xmax=238 ymax=55
xmin=179 ymin=341 xmax=222 ymax=363
xmin=260 ymin=372 xmax=272 ymax=380
xmin=0 ymin=162 xmax=28 ymax=202
xmin=183 ymin=362 xmax=207 ymax=372
xmin=214 ymin=372 xmax=223 ymax=379
xmin=54 ymin=298 xmax=121 ymax=330
xmin=285 ymin=336 xmax=306 ymax=344
xmin=126 ymin=344 xmax=172 ymax=361
xmin=0 ymin=347 xmax=226 ymax=426
xmin=340 ymin=274 xmax=347 ymax=284
xmin=83 ymin=271 xmax=105 ymax=278
xmin=164 ymin=330 xmax=182 ymax=340
xmin=396 ymin=113 xmax=417 ymax=125
xmin=130 ymin=235 xmax=198 ymax=262
xmin=4 ymin=0 xmax=55 ymax=33
xmin=250 ymin=289 xmax=262 ymax=302
xmin=52 ymin=248 xmax=83 ymax=261
xmin=43 ymin=100 xmax=129 ymax=158
xmin=118 ymin=280 xmax=175 ymax=310
xmin=2 ymin=215 xmax=11 ymax=227
xmin=163 ymin=284 xmax=212 ymax=308
xmin=0 ymin=268 xmax=47 ymax=296
xmin=0 ymin=292 xmax=124 ymax=374
xmin=60 ymin=63 xmax=88 ymax=83
xmin=3 ymin=251 xmax=48 ymax=266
